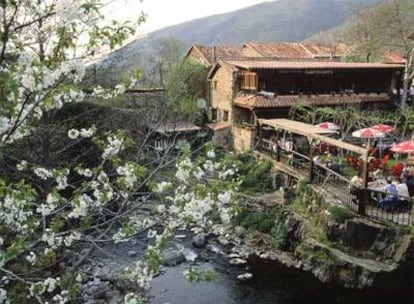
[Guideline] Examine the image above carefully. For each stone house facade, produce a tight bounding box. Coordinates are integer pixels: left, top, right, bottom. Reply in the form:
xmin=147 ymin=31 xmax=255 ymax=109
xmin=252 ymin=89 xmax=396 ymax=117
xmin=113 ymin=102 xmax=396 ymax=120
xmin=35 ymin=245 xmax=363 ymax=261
xmin=185 ymin=43 xmax=404 ymax=151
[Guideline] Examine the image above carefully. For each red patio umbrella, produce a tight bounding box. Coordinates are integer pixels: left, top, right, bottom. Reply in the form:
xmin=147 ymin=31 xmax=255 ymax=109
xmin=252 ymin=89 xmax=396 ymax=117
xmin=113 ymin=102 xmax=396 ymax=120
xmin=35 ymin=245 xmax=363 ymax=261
xmin=315 ymin=121 xmax=340 ymax=130
xmin=390 ymin=140 xmax=414 ymax=154
xmin=371 ymin=124 xmax=395 ymax=134
xmin=352 ymin=127 xmax=386 ymax=139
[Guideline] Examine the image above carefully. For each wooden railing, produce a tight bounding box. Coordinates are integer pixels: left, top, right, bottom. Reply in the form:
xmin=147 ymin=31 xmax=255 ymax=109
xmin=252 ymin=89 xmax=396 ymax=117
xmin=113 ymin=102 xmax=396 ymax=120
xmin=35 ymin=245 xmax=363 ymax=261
xmin=255 ymin=138 xmax=413 ymax=226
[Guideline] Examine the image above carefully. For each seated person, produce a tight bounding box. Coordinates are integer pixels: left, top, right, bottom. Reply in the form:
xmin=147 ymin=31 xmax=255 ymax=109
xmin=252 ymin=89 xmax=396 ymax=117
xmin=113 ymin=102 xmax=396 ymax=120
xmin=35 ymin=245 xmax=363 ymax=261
xmin=372 ymin=166 xmax=384 ymax=180
xmin=326 ymin=153 xmax=342 ymax=173
xmin=350 ymin=175 xmax=363 ymax=191
xmin=395 ymin=178 xmax=410 ymax=199
xmin=313 ymin=155 xmax=323 ymax=164
xmin=378 ymin=177 xmax=399 ymax=210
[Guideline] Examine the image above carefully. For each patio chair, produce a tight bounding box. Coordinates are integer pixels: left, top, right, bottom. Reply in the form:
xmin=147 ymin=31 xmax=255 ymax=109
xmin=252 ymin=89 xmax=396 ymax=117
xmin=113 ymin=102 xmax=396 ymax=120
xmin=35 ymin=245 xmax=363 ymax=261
xmin=392 ymin=163 xmax=404 ymax=178
xmin=368 ymin=158 xmax=383 ymax=172
xmin=346 ymin=155 xmax=362 ymax=171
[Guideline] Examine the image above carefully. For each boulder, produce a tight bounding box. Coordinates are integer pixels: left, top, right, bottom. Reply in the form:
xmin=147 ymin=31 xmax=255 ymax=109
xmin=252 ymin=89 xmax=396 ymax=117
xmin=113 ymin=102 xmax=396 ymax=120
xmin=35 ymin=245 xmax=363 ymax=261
xmin=342 ymin=218 xmax=395 ymax=254
xmin=162 ymin=248 xmax=185 ymax=266
xmin=325 ymin=221 xmax=343 ymax=242
xmin=192 ymin=233 xmax=207 ymax=248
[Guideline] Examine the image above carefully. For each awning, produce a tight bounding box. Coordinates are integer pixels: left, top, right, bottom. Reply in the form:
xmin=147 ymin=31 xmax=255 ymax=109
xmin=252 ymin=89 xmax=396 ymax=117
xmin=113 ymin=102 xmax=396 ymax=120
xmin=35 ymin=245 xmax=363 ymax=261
xmin=234 ymin=93 xmax=390 ymax=110
xmin=259 ymin=118 xmax=338 ymax=135
xmin=258 ymin=118 xmax=367 ymax=155
xmin=206 ymin=121 xmax=231 ymax=131
xmin=147 ymin=122 xmax=201 ymax=135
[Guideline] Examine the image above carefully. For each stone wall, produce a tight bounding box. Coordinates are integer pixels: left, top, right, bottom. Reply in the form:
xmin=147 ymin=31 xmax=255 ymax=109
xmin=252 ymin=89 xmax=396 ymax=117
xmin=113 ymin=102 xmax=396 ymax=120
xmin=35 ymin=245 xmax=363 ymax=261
xmin=210 ymin=66 xmax=234 ymax=121
xmin=233 ymin=125 xmax=255 ymax=151
xmin=211 ymin=127 xmax=231 ymax=149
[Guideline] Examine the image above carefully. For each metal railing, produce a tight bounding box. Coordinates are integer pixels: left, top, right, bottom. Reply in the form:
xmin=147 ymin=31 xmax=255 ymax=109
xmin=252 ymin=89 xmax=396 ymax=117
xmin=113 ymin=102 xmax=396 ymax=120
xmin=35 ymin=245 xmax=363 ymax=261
xmin=255 ymin=137 xmax=413 ymax=225
xmin=364 ymin=188 xmax=412 ymax=225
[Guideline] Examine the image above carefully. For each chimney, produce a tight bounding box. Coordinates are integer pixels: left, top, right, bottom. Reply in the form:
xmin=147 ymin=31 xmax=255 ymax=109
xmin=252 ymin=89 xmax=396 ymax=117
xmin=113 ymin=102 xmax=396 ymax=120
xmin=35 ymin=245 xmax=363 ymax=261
xmin=211 ymin=46 xmax=217 ymax=64
xmin=330 ymin=45 xmax=336 ymax=61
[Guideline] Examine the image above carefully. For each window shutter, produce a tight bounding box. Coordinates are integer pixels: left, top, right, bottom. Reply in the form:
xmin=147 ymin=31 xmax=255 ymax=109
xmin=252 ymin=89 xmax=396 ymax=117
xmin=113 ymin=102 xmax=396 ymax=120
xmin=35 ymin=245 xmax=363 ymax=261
xmin=240 ymin=72 xmax=258 ymax=90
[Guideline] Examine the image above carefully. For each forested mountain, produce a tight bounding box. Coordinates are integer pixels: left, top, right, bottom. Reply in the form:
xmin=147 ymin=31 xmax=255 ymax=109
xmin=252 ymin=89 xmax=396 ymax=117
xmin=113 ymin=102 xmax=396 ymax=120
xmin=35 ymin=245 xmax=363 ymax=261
xmin=93 ymin=0 xmax=385 ymax=86
xmin=143 ymin=0 xmax=383 ymax=45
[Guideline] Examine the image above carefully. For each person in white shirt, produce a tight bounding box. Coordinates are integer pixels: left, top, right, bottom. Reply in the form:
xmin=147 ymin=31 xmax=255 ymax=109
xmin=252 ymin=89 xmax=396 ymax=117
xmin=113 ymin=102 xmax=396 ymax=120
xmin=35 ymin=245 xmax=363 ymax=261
xmin=395 ymin=178 xmax=410 ymax=198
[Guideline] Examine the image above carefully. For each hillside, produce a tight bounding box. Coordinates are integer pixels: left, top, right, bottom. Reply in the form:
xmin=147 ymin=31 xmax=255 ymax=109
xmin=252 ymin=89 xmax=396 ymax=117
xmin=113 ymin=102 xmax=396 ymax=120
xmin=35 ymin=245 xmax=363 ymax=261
xmin=144 ymin=0 xmax=382 ymax=45
xmin=92 ymin=0 xmax=385 ymax=85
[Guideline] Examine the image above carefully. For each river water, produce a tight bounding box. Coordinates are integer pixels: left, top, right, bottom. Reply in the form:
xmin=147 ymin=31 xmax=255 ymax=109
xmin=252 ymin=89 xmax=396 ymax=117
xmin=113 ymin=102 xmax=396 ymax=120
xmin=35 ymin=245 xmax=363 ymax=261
xmin=148 ymin=243 xmax=413 ymax=304
xmin=92 ymin=233 xmax=412 ymax=304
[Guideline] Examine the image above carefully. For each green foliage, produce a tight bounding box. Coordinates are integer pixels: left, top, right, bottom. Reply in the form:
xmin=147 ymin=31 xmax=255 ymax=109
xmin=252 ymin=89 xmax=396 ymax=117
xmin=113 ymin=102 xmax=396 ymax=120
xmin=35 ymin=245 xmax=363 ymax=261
xmin=164 ymin=60 xmax=208 ymax=121
xmin=270 ymin=221 xmax=288 ymax=250
xmin=329 ymin=206 xmax=354 ymax=223
xmin=183 ymin=267 xmax=218 ymax=283
xmin=293 ymin=179 xmax=323 ymax=208
xmin=236 ymin=153 xmax=273 ymax=194
xmin=232 ymin=206 xmax=288 ymax=245
xmin=233 ymin=206 xmax=288 ymax=250
xmin=233 ymin=209 xmax=274 ymax=233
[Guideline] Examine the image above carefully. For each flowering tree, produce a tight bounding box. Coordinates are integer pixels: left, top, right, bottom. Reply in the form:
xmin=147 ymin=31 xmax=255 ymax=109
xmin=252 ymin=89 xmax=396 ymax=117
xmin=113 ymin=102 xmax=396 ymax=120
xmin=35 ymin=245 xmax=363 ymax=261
xmin=0 ymin=1 xmax=252 ymax=302
xmin=0 ymin=0 xmax=153 ymax=302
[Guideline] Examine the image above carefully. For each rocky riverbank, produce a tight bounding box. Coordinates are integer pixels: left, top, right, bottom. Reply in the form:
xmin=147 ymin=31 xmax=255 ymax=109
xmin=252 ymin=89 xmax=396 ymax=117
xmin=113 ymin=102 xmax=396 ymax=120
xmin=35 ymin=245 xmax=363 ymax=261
xmin=75 ymin=187 xmax=413 ymax=303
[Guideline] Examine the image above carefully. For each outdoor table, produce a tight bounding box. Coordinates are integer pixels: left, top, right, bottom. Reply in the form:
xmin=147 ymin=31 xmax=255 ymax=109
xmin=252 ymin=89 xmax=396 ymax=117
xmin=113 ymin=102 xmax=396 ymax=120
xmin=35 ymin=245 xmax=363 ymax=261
xmin=367 ymin=180 xmax=387 ymax=203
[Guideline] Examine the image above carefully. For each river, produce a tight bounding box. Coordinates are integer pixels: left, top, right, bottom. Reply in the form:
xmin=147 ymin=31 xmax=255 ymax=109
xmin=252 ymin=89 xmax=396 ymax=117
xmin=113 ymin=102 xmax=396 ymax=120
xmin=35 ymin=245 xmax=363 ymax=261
xmin=90 ymin=233 xmax=412 ymax=304
xmin=148 ymin=242 xmax=413 ymax=304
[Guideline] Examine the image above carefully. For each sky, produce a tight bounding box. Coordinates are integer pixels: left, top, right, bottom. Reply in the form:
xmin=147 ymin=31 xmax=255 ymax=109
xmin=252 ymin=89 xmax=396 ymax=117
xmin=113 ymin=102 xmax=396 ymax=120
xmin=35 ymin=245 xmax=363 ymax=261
xmin=105 ymin=0 xmax=271 ymax=34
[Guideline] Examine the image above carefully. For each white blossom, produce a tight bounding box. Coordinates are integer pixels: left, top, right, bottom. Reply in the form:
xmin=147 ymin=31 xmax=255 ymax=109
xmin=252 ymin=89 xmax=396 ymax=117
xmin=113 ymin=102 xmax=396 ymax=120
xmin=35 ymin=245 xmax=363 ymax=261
xmin=207 ymin=150 xmax=216 ymax=158
xmin=0 ymin=116 xmax=10 ymax=134
xmin=44 ymin=277 xmax=58 ymax=293
xmin=63 ymin=231 xmax=81 ymax=246
xmin=34 ymin=167 xmax=53 ymax=180
xmin=80 ymin=127 xmax=95 ymax=138
xmin=147 ymin=229 xmax=157 ymax=239
xmin=102 ymin=135 xmax=124 ymax=159
xmin=156 ymin=204 xmax=166 ymax=213
xmin=218 ymin=192 xmax=232 ymax=204
xmin=83 ymin=168 xmax=93 ymax=177
xmin=68 ymin=129 xmax=80 ymax=139
xmin=26 ymin=251 xmax=36 ymax=265
xmin=155 ymin=181 xmax=172 ymax=193
xmin=16 ymin=160 xmax=28 ymax=171
xmin=0 ymin=288 xmax=6 ymax=304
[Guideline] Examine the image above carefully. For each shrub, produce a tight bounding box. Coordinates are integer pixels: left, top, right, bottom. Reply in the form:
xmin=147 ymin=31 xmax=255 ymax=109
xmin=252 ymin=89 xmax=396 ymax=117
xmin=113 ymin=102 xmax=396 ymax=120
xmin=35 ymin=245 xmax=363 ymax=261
xmin=270 ymin=221 xmax=288 ymax=250
xmin=329 ymin=206 xmax=354 ymax=223
xmin=238 ymin=155 xmax=273 ymax=194
xmin=233 ymin=207 xmax=282 ymax=233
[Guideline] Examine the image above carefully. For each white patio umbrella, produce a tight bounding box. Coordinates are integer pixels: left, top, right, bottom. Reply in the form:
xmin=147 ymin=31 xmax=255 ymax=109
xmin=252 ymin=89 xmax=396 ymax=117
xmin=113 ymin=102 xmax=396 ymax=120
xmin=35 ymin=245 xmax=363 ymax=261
xmin=352 ymin=127 xmax=386 ymax=139
xmin=371 ymin=124 xmax=395 ymax=134
xmin=390 ymin=140 xmax=414 ymax=154
xmin=315 ymin=121 xmax=340 ymax=131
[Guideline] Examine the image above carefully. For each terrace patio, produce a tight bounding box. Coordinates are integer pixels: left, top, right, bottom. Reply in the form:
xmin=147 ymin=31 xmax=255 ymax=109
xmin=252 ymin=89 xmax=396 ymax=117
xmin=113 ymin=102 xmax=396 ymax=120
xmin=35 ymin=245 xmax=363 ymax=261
xmin=255 ymin=119 xmax=413 ymax=226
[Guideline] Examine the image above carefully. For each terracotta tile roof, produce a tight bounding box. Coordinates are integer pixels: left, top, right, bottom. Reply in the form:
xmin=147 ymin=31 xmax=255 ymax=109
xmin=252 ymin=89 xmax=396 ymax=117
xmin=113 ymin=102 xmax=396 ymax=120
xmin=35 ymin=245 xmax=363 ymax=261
xmin=234 ymin=93 xmax=390 ymax=109
xmin=192 ymin=44 xmax=242 ymax=65
xmin=301 ymin=42 xmax=347 ymax=58
xmin=243 ymin=42 xmax=310 ymax=58
xmin=383 ymin=52 xmax=405 ymax=64
xmin=224 ymin=59 xmax=403 ymax=70
xmin=242 ymin=42 xmax=347 ymax=59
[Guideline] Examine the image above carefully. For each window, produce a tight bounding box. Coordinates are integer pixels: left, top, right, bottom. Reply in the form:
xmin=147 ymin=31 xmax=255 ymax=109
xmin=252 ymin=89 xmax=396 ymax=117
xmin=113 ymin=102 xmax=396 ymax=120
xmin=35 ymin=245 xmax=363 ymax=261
xmin=223 ymin=110 xmax=229 ymax=122
xmin=211 ymin=108 xmax=218 ymax=121
xmin=214 ymin=80 xmax=218 ymax=90
xmin=240 ymin=72 xmax=258 ymax=90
